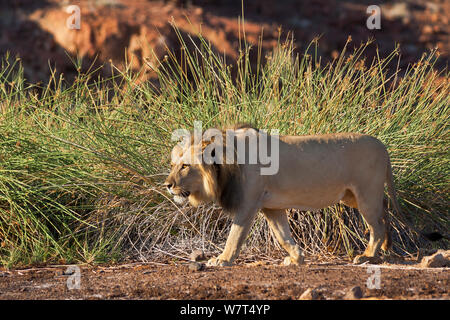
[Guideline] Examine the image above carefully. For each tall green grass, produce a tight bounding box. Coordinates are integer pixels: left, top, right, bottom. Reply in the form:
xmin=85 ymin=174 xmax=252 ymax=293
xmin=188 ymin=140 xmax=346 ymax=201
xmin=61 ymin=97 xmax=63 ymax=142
xmin=0 ymin=30 xmax=448 ymax=267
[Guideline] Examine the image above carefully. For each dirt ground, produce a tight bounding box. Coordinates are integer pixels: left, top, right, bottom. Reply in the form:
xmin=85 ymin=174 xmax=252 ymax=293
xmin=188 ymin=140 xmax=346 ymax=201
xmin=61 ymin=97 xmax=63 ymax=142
xmin=1 ymin=259 xmax=448 ymax=300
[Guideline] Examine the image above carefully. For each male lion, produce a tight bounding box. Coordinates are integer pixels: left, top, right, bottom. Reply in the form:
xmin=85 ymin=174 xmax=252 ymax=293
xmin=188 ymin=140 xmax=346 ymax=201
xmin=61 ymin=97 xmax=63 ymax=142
xmin=164 ymin=124 xmax=401 ymax=266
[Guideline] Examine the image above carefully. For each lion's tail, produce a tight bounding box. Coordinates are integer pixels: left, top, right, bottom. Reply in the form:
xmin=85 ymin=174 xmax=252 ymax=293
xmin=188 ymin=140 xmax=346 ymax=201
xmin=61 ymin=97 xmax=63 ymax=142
xmin=386 ymin=156 xmax=403 ymax=218
xmin=381 ymin=156 xmax=398 ymax=251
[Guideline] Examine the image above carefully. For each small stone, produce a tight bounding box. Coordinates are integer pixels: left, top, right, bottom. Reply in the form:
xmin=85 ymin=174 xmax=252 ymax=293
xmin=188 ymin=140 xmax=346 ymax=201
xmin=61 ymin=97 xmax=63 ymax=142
xmin=63 ymin=268 xmax=75 ymax=276
xmin=188 ymin=262 xmax=205 ymax=272
xmin=420 ymin=250 xmax=450 ymax=268
xmin=344 ymin=286 xmax=364 ymax=300
xmin=190 ymin=250 xmax=206 ymax=262
xmin=246 ymin=261 xmax=270 ymax=267
xmin=299 ymin=288 xmax=319 ymax=300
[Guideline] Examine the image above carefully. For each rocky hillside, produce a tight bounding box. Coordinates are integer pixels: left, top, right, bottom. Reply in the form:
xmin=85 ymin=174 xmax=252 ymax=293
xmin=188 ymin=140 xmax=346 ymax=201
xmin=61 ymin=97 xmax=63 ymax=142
xmin=1 ymin=0 xmax=448 ymax=84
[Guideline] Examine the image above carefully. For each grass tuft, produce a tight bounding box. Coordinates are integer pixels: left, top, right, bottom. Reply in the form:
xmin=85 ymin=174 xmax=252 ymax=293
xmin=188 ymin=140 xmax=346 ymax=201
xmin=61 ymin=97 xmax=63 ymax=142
xmin=0 ymin=27 xmax=448 ymax=267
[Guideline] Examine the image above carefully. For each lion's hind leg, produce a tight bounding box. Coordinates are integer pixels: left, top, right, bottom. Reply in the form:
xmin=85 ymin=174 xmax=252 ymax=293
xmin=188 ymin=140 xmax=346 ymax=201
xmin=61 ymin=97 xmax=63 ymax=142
xmin=262 ymin=208 xmax=304 ymax=266
xmin=352 ymin=186 xmax=386 ymax=265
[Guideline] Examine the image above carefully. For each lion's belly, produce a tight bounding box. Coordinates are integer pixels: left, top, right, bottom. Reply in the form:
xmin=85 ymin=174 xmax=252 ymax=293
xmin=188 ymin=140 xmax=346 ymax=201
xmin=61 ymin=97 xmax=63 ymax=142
xmin=261 ymin=188 xmax=346 ymax=211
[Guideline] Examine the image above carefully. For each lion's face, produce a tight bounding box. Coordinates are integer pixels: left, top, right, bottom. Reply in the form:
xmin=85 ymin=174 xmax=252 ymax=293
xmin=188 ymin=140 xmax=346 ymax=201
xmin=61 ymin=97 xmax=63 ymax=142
xmin=164 ymin=144 xmax=217 ymax=207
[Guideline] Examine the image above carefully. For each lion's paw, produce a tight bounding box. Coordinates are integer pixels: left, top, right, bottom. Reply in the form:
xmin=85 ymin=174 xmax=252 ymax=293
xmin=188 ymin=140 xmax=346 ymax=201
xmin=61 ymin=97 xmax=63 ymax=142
xmin=283 ymin=255 xmax=304 ymax=266
xmin=206 ymin=256 xmax=232 ymax=267
xmin=353 ymin=255 xmax=382 ymax=265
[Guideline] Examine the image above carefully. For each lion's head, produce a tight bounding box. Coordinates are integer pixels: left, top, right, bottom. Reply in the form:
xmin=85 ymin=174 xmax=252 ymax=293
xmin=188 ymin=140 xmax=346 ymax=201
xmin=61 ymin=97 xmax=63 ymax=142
xmin=164 ymin=125 xmax=250 ymax=212
xmin=164 ymin=141 xmax=218 ymax=207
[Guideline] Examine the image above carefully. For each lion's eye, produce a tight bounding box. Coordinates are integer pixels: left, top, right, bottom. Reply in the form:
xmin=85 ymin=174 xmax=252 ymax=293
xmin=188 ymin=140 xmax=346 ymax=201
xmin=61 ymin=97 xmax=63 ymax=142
xmin=181 ymin=164 xmax=190 ymax=170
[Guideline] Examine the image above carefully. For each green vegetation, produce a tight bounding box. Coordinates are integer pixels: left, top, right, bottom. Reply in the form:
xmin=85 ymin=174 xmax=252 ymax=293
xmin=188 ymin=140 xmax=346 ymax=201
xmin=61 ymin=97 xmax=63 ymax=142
xmin=0 ymin=29 xmax=448 ymax=267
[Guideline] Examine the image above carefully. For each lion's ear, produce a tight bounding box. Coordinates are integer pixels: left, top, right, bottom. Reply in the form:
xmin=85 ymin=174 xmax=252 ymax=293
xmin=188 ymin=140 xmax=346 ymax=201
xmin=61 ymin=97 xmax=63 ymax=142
xmin=202 ymin=128 xmax=224 ymax=165
xmin=203 ymin=140 xmax=225 ymax=165
xmin=210 ymin=147 xmax=226 ymax=165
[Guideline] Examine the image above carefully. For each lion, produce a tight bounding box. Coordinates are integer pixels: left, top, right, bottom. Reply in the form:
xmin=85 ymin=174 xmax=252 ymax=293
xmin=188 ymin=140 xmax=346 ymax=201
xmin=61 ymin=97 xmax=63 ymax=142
xmin=164 ymin=124 xmax=401 ymax=266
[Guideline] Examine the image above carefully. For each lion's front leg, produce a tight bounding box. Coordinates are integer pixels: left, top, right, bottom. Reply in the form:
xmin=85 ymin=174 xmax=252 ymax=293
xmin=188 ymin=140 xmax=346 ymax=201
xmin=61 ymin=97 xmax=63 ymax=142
xmin=262 ymin=208 xmax=304 ymax=266
xmin=206 ymin=254 xmax=232 ymax=267
xmin=207 ymin=207 xmax=258 ymax=267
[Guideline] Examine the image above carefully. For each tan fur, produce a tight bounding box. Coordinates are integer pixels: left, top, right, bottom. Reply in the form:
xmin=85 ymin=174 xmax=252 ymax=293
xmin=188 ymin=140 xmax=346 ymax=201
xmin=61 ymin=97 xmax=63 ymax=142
xmin=165 ymin=127 xmax=399 ymax=266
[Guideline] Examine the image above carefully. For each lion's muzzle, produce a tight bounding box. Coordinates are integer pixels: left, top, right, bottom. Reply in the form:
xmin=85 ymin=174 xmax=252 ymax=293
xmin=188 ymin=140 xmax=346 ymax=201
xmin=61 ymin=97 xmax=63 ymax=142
xmin=164 ymin=181 xmax=191 ymax=204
